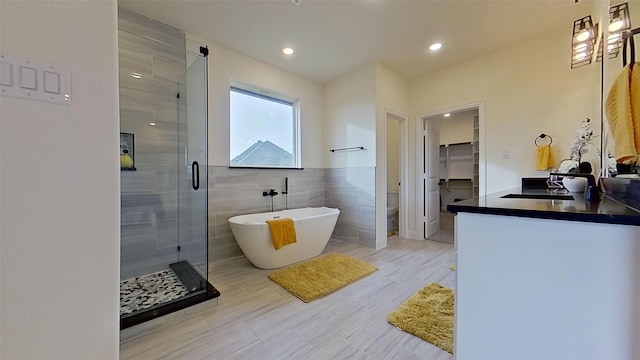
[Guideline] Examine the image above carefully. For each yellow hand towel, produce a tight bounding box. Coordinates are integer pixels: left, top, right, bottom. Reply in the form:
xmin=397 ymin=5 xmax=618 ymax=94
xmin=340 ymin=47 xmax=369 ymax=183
xmin=535 ymin=145 xmax=554 ymax=170
xmin=605 ymin=63 xmax=640 ymax=163
xmin=632 ymin=64 xmax=640 ymax=158
xmin=266 ymin=218 xmax=297 ymax=250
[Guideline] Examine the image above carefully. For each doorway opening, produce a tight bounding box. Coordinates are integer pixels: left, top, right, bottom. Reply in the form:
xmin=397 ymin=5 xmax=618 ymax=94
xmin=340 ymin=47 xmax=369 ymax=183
xmin=384 ymin=110 xmax=408 ymax=240
xmin=418 ymin=103 xmax=484 ymax=244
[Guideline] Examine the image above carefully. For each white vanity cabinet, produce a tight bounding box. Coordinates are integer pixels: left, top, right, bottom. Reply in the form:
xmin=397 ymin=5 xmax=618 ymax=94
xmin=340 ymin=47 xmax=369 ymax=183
xmin=451 ymin=191 xmax=640 ymax=360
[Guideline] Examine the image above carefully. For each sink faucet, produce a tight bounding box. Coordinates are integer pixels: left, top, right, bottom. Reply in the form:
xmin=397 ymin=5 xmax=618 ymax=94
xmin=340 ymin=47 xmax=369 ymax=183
xmin=549 ymin=173 xmax=600 ymax=201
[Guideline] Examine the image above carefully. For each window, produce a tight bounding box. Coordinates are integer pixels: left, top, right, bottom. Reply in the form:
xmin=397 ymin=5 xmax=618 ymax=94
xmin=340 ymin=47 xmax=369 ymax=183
xmin=230 ymin=85 xmax=300 ymax=168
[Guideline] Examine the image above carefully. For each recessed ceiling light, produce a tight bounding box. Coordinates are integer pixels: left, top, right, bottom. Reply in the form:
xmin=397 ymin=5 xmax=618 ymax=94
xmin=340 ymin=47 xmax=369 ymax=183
xmin=149 ymin=122 xmax=156 ymax=126
xmin=282 ymin=47 xmax=294 ymax=55
xmin=429 ymin=43 xmax=442 ymax=51
xmin=444 ymin=113 xmax=451 ymax=117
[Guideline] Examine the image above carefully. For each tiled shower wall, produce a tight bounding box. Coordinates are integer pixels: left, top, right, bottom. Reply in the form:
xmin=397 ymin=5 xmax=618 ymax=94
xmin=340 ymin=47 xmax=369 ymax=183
xmin=119 ymin=8 xmax=199 ymax=280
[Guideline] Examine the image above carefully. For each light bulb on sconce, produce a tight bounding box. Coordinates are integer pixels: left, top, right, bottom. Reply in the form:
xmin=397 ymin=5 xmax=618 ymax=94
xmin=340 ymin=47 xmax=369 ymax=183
xmin=574 ymin=43 xmax=588 ymax=51
xmin=609 ymin=19 xmax=625 ymax=32
xmin=575 ymin=29 xmax=592 ymax=42
xmin=608 ymin=33 xmax=622 ymax=43
xmin=574 ymin=52 xmax=587 ymax=61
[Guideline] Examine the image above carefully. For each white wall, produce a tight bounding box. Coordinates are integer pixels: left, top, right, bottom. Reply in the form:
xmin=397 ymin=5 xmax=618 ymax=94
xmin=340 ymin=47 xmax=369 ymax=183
xmin=186 ymin=35 xmax=325 ymax=168
xmin=436 ymin=114 xmax=473 ymax=145
xmin=0 ymin=1 xmax=120 ymax=359
xmin=324 ymin=64 xmax=377 ymax=168
xmin=410 ymin=23 xmax=601 ymax=195
xmin=375 ymin=64 xmax=409 ymax=244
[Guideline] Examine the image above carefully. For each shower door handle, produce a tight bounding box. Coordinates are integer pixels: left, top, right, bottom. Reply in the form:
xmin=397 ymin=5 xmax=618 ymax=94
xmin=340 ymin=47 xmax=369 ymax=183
xmin=192 ymin=161 xmax=200 ymax=190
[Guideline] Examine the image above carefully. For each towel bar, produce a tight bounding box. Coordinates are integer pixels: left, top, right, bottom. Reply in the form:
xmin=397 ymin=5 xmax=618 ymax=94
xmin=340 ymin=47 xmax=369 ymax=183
xmin=329 ymin=146 xmax=365 ymax=152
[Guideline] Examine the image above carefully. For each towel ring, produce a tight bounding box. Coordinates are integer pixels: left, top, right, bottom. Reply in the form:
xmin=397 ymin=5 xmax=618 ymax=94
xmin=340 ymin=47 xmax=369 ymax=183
xmin=535 ymin=134 xmax=552 ymax=146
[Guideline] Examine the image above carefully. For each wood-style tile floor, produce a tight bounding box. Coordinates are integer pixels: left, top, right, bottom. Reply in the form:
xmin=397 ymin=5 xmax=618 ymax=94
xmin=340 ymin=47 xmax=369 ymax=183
xmin=120 ymin=236 xmax=456 ymax=360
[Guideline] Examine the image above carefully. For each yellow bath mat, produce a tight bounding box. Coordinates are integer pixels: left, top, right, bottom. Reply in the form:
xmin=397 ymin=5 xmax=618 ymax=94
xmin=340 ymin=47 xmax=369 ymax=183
xmin=387 ymin=283 xmax=455 ymax=353
xmin=268 ymin=253 xmax=377 ymax=302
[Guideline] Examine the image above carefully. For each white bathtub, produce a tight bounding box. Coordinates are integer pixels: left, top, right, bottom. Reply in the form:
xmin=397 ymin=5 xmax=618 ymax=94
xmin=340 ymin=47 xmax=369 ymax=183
xmin=228 ymin=207 xmax=340 ymax=269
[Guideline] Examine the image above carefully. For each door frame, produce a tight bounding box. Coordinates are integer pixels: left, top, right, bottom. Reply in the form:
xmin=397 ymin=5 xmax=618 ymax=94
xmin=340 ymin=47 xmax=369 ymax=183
xmin=416 ymin=102 xmax=485 ymax=239
xmin=384 ymin=109 xmax=409 ymax=239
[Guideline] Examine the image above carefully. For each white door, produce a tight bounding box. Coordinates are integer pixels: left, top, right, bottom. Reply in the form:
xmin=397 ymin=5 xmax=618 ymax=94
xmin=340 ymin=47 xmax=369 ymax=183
xmin=423 ymin=120 xmax=440 ymax=238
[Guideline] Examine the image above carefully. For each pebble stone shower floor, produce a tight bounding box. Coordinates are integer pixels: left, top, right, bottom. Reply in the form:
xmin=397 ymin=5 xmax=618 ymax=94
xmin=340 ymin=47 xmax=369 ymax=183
xmin=120 ymin=263 xmax=207 ymax=315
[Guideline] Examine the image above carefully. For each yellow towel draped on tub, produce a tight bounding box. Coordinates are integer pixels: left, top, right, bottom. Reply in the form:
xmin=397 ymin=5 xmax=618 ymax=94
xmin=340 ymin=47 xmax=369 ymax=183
xmin=266 ymin=218 xmax=297 ymax=250
xmin=535 ymin=145 xmax=554 ymax=170
xmin=605 ymin=63 xmax=640 ymax=163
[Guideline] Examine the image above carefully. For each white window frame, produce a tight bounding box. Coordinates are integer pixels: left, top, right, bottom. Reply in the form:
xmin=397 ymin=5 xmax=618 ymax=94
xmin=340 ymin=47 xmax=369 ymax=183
xmin=229 ymin=83 xmax=301 ymax=169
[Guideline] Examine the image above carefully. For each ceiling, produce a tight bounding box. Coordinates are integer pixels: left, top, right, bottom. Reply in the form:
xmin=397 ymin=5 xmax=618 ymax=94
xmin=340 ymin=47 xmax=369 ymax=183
xmin=118 ymin=0 xmax=595 ymax=84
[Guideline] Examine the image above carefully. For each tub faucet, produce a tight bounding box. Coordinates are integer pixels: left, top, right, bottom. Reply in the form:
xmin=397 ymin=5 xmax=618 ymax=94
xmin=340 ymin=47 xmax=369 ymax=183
xmin=263 ymin=189 xmax=278 ymax=197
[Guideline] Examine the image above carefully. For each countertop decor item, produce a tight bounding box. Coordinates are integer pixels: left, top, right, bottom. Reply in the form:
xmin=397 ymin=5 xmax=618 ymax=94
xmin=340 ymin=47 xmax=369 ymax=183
xmin=120 ymin=132 xmax=136 ymax=171
xmin=568 ymin=118 xmax=595 ymax=167
xmin=562 ymin=176 xmax=588 ymax=192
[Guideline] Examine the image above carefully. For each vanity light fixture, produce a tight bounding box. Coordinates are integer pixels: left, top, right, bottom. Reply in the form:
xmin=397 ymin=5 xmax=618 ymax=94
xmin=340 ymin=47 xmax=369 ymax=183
xmin=282 ymin=47 xmax=294 ymax=55
xmin=571 ymin=15 xmax=597 ymax=68
xmin=606 ymin=2 xmax=631 ymax=59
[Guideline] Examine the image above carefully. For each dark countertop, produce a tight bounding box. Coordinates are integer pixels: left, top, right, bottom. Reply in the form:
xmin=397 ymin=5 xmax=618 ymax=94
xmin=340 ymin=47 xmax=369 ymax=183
xmin=447 ymin=186 xmax=640 ymax=226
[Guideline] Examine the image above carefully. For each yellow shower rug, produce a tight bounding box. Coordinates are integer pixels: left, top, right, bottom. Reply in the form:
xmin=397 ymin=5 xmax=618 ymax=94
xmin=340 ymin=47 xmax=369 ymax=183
xmin=387 ymin=283 xmax=455 ymax=353
xmin=268 ymin=253 xmax=377 ymax=303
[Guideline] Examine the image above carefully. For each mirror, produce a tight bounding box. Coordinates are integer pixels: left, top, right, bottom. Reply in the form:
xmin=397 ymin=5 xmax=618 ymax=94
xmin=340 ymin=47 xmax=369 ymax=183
xmin=603 ymin=0 xmax=640 ymax=176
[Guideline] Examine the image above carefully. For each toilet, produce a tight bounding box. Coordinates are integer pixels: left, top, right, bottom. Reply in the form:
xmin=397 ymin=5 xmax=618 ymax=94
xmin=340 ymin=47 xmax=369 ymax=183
xmin=386 ymin=206 xmax=398 ymax=231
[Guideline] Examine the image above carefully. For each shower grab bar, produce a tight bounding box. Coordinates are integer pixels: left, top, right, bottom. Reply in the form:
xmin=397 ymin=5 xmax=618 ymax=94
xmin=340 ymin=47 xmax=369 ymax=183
xmin=192 ymin=161 xmax=200 ymax=190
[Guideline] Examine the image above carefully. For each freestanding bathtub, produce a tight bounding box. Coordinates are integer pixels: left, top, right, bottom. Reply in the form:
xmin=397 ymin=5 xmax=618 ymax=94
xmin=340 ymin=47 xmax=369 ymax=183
xmin=228 ymin=207 xmax=340 ymax=269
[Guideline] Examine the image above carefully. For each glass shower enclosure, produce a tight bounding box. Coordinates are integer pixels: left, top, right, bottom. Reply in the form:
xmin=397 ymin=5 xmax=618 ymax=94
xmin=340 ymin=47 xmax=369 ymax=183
xmin=118 ymin=7 xmax=218 ymax=329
